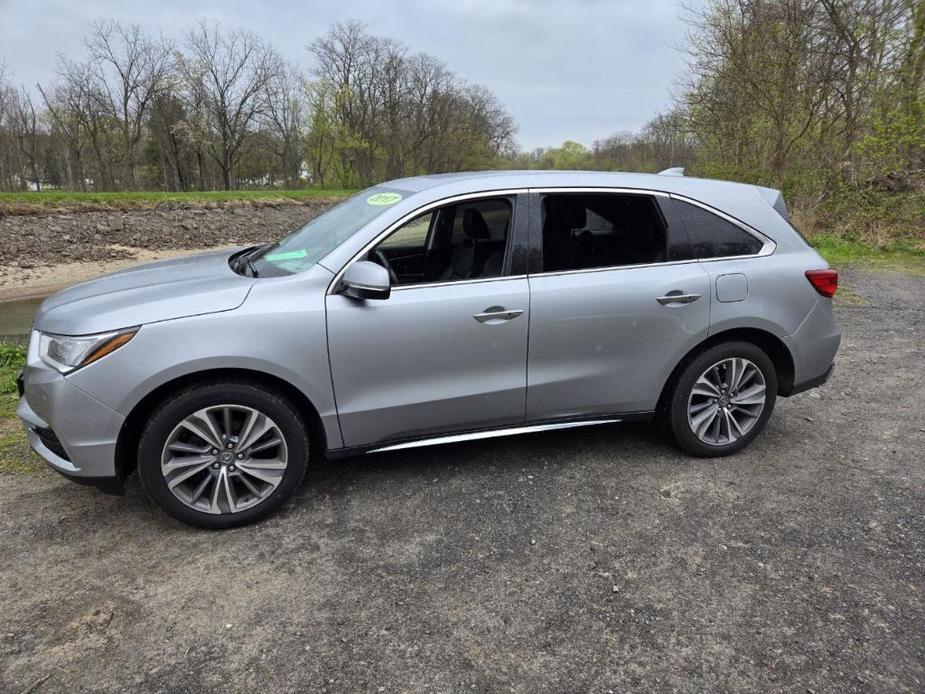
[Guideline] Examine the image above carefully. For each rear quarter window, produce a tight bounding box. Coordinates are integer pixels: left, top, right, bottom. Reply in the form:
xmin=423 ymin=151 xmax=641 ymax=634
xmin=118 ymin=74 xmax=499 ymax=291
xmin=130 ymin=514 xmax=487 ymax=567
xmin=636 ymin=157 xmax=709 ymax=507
xmin=675 ymin=200 xmax=763 ymax=258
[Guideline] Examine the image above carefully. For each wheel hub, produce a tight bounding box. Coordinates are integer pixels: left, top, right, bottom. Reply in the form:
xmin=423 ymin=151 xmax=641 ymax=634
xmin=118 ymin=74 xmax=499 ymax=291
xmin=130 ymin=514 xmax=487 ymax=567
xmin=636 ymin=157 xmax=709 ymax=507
xmin=687 ymin=357 xmax=766 ymax=446
xmin=160 ymin=404 xmax=289 ymax=515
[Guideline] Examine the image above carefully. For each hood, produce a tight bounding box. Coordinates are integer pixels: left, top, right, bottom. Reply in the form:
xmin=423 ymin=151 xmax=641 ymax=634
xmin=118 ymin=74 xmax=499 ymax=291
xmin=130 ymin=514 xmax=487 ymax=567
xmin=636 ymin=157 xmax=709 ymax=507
xmin=35 ymin=248 xmax=256 ymax=335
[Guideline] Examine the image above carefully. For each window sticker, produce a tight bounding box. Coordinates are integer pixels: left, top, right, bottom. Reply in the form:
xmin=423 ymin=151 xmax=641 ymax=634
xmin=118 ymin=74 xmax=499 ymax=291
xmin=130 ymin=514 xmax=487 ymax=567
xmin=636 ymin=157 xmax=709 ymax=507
xmin=265 ymin=249 xmax=308 ymax=261
xmin=366 ymin=192 xmax=402 ymax=206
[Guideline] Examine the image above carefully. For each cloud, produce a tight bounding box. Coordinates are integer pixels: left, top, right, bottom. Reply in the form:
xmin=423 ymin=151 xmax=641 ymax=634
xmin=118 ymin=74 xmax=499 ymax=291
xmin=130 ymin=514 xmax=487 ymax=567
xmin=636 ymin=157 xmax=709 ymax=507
xmin=0 ymin=0 xmax=691 ymax=149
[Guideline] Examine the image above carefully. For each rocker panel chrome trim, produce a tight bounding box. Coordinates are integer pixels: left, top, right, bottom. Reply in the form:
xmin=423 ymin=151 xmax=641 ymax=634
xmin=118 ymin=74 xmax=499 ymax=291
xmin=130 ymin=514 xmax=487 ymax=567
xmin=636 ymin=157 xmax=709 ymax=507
xmin=366 ymin=418 xmax=622 ymax=453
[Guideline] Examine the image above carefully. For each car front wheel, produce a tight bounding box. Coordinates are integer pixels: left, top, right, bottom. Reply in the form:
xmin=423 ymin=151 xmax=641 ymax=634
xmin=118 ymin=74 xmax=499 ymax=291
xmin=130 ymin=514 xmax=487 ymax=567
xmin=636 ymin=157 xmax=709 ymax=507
xmin=662 ymin=341 xmax=777 ymax=457
xmin=137 ymin=381 xmax=309 ymax=528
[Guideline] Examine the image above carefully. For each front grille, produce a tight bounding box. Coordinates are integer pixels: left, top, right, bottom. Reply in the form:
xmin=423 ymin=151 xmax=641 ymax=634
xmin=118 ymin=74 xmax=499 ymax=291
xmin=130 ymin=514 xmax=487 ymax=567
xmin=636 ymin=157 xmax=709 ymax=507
xmin=33 ymin=427 xmax=70 ymax=461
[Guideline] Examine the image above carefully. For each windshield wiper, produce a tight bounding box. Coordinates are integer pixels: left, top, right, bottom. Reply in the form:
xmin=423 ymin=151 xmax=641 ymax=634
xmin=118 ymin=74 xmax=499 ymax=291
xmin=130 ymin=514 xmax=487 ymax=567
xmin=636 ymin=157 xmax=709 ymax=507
xmin=234 ymin=244 xmax=267 ymax=277
xmin=245 ymin=255 xmax=260 ymax=277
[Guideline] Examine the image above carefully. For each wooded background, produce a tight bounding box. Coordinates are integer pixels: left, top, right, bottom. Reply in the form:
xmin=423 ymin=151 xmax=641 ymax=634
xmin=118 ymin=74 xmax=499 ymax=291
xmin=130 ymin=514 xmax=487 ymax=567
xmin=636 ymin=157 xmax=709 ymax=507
xmin=1 ymin=1 xmax=923 ymax=247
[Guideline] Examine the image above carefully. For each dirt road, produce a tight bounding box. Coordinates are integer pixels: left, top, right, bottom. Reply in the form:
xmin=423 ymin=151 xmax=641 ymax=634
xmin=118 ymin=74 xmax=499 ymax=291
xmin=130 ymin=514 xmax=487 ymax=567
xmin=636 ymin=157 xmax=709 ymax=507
xmin=0 ymin=267 xmax=923 ymax=693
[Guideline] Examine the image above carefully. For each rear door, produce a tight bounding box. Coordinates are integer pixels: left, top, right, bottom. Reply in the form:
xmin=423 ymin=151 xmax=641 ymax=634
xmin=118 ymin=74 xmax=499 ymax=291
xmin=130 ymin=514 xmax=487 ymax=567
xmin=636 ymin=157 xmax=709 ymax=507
xmin=525 ymin=190 xmax=712 ymax=420
xmin=326 ymin=193 xmax=531 ymax=447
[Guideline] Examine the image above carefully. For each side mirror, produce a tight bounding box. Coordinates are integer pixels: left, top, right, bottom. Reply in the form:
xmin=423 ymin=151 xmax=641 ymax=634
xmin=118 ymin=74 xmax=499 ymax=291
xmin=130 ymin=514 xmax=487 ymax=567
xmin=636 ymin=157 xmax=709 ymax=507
xmin=341 ymin=260 xmax=391 ymax=300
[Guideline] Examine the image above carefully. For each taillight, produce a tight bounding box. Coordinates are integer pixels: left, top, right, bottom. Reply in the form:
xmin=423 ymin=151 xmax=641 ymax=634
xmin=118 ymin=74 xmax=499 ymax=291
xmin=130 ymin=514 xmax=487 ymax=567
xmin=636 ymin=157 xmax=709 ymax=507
xmin=805 ymin=269 xmax=838 ymax=298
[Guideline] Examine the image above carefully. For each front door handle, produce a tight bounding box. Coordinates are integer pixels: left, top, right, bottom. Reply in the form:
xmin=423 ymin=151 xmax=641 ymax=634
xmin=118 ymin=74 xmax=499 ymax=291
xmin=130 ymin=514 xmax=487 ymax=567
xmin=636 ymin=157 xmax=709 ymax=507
xmin=657 ymin=292 xmax=701 ymax=306
xmin=473 ymin=306 xmax=525 ymax=323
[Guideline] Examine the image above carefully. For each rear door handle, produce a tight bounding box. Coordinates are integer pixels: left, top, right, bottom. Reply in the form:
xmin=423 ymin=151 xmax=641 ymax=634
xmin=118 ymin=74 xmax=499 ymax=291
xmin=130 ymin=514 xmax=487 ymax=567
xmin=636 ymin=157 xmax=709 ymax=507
xmin=657 ymin=292 xmax=701 ymax=306
xmin=473 ymin=306 xmax=525 ymax=323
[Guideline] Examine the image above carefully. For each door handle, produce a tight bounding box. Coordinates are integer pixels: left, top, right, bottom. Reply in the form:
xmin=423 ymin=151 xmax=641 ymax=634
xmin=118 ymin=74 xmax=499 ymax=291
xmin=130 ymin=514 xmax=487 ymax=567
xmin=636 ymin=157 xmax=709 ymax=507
xmin=473 ymin=306 xmax=525 ymax=323
xmin=656 ymin=292 xmax=701 ymax=306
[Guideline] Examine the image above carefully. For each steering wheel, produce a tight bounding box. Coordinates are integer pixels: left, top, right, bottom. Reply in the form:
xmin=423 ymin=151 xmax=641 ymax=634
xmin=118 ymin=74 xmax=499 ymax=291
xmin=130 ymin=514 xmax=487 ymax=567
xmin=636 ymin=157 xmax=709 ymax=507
xmin=372 ymin=249 xmax=399 ymax=285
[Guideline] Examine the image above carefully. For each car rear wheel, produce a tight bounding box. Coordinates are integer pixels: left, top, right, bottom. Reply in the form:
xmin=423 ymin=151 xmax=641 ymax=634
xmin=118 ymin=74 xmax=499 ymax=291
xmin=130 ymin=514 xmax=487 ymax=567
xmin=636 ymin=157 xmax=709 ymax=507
xmin=137 ymin=381 xmax=309 ymax=528
xmin=662 ymin=341 xmax=777 ymax=457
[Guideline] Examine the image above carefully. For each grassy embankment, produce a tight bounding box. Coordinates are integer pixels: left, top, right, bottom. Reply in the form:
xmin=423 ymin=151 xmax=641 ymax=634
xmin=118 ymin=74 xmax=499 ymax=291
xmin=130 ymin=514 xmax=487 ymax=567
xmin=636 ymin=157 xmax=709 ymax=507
xmin=0 ymin=187 xmax=357 ymax=214
xmin=791 ymin=188 xmax=925 ymax=275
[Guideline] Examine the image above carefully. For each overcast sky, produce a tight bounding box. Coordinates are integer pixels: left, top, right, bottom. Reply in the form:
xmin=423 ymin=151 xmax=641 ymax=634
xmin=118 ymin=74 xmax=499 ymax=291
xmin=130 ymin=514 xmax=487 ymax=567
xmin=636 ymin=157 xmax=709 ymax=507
xmin=0 ymin=0 xmax=693 ymax=150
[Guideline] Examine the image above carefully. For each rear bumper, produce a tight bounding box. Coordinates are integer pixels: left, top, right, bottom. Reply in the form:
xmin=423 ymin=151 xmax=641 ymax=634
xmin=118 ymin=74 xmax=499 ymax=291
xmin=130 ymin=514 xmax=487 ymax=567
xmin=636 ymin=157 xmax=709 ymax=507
xmin=786 ymin=362 xmax=834 ymax=396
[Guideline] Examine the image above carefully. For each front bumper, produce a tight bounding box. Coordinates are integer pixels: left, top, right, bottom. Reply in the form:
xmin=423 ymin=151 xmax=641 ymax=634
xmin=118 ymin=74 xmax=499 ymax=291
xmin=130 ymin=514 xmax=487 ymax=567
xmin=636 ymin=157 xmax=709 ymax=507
xmin=17 ymin=360 xmax=125 ymax=487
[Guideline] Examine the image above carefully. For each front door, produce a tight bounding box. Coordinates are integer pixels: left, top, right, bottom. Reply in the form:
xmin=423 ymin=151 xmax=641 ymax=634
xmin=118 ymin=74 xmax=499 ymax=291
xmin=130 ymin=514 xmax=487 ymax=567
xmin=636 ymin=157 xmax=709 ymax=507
xmin=326 ymin=194 xmax=529 ymax=447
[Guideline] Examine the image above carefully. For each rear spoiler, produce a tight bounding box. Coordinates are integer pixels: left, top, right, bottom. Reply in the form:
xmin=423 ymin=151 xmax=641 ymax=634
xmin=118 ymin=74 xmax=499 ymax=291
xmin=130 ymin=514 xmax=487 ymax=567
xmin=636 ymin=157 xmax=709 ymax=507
xmin=753 ymin=185 xmax=790 ymax=221
xmin=656 ymin=167 xmax=791 ymax=220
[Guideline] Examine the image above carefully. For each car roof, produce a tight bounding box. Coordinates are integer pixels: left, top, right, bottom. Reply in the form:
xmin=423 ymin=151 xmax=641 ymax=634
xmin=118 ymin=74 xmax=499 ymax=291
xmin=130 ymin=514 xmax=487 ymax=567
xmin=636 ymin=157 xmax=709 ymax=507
xmin=382 ymin=169 xmax=763 ymax=200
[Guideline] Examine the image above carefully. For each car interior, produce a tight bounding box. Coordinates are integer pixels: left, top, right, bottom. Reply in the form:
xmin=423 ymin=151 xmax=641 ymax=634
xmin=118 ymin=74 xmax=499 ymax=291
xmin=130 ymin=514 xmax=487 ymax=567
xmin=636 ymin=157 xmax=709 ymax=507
xmin=542 ymin=194 xmax=668 ymax=272
xmin=369 ymin=198 xmax=511 ymax=286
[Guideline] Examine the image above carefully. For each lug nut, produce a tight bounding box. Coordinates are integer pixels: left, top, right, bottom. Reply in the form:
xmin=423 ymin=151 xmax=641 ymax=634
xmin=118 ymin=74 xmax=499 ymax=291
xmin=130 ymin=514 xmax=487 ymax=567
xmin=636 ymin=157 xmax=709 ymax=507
xmin=211 ymin=462 xmax=220 ymax=469
xmin=226 ymin=443 xmax=234 ymax=449
xmin=228 ymin=465 xmax=236 ymax=472
xmin=211 ymin=449 xmax=219 ymax=455
xmin=236 ymin=453 xmax=244 ymax=460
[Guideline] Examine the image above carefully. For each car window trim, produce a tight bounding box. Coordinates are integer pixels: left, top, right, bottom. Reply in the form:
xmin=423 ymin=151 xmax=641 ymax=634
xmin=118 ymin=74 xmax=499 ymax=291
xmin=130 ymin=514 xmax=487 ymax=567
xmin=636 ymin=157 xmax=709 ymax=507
xmin=327 ymin=188 xmax=529 ymax=295
xmin=667 ymin=193 xmax=776 ymax=260
xmin=524 ymin=187 xmax=776 ymax=279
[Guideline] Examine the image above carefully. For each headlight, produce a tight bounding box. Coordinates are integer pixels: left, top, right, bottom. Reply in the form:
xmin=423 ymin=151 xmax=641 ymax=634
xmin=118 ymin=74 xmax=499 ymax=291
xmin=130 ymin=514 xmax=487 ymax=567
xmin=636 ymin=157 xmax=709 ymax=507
xmin=38 ymin=328 xmax=138 ymax=374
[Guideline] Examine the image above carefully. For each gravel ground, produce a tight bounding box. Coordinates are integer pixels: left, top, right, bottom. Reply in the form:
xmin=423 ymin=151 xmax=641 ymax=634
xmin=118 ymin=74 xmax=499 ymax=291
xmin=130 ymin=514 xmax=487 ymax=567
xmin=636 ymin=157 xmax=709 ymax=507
xmin=0 ymin=267 xmax=923 ymax=693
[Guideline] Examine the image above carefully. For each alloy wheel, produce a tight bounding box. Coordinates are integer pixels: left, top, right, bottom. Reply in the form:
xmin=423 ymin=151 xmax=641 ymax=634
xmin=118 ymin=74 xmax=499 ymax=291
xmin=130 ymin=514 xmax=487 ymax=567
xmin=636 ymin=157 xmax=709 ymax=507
xmin=160 ymin=404 xmax=289 ymax=514
xmin=687 ymin=357 xmax=767 ymax=446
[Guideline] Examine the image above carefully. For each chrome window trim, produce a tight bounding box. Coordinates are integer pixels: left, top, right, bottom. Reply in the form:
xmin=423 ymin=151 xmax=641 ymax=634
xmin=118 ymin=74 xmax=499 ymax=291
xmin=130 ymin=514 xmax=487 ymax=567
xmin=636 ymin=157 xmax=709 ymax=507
xmin=526 ymin=258 xmax=701 ymax=280
xmin=523 ymin=187 xmax=775 ymax=280
xmin=327 ymin=188 xmax=528 ymax=295
xmin=390 ymin=274 xmax=528 ymax=292
xmin=668 ymin=193 xmax=776 ymax=258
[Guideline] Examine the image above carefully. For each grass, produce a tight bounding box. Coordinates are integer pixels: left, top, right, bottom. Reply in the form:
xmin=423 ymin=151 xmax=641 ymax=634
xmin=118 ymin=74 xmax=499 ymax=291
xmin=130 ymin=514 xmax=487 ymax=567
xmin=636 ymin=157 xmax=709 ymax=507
xmin=0 ymin=342 xmax=36 ymax=474
xmin=790 ymin=187 xmax=925 ymax=274
xmin=0 ymin=188 xmax=356 ymax=213
xmin=810 ymin=235 xmax=925 ymax=275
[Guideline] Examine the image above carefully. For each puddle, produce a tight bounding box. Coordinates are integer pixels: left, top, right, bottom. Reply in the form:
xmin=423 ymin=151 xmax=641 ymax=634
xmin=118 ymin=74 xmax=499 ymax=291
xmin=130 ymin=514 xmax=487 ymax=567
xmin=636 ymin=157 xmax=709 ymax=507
xmin=0 ymin=296 xmax=44 ymax=342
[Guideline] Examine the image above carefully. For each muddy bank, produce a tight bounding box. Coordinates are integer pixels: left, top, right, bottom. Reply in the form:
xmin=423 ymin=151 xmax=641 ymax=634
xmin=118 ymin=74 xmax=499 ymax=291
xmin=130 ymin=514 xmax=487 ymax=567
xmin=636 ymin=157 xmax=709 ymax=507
xmin=0 ymin=202 xmax=335 ymax=295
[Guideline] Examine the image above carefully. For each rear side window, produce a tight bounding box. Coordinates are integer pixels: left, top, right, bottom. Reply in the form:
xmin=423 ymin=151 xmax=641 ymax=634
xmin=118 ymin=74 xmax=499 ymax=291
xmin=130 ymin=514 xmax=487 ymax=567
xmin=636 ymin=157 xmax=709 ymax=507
xmin=675 ymin=200 xmax=763 ymax=258
xmin=541 ymin=193 xmax=681 ymax=272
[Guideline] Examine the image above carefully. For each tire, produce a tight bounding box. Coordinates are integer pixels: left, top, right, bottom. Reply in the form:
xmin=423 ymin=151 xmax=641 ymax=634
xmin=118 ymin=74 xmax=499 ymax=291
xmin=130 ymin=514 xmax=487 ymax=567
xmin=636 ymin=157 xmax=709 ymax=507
xmin=137 ymin=381 xmax=309 ymax=529
xmin=661 ymin=341 xmax=777 ymax=457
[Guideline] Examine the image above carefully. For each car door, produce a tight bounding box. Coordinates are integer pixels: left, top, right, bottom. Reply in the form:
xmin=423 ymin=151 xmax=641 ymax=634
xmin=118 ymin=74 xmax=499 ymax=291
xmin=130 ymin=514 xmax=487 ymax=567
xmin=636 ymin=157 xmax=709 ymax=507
xmin=525 ymin=190 xmax=712 ymax=420
xmin=326 ymin=193 xmax=530 ymax=447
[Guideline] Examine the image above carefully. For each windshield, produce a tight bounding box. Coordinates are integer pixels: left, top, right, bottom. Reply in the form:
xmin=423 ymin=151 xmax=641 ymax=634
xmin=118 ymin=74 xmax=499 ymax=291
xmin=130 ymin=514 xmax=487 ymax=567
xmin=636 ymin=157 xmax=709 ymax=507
xmin=249 ymin=187 xmax=410 ymax=276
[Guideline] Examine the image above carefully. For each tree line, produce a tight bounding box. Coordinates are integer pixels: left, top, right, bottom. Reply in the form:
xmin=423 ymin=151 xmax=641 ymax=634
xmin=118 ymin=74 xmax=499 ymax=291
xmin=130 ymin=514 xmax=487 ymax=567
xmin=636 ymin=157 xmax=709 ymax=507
xmin=0 ymin=19 xmax=516 ymax=192
xmin=513 ymin=0 xmax=925 ymax=201
xmin=1 ymin=2 xmax=923 ymax=198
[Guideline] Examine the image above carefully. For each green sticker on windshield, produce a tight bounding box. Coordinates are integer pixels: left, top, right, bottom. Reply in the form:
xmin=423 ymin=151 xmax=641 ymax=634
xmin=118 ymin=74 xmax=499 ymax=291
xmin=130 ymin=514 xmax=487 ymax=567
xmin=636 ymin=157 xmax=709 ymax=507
xmin=265 ymin=249 xmax=308 ymax=261
xmin=366 ymin=192 xmax=402 ymax=206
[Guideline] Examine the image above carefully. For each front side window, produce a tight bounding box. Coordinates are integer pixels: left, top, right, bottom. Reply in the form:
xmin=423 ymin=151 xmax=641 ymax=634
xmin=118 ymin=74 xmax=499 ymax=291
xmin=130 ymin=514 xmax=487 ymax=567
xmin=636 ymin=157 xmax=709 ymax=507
xmin=674 ymin=200 xmax=764 ymax=258
xmin=366 ymin=197 xmax=512 ymax=287
xmin=541 ymin=193 xmax=669 ymax=272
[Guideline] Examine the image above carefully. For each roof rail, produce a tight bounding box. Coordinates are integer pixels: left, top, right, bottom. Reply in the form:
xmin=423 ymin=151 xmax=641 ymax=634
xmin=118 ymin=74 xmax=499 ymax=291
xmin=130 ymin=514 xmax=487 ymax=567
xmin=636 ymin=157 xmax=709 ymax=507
xmin=657 ymin=167 xmax=685 ymax=176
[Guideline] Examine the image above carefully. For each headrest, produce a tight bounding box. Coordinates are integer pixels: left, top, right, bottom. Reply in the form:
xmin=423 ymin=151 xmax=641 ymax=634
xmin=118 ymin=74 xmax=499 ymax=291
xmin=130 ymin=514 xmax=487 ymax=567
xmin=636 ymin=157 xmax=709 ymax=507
xmin=463 ymin=208 xmax=491 ymax=239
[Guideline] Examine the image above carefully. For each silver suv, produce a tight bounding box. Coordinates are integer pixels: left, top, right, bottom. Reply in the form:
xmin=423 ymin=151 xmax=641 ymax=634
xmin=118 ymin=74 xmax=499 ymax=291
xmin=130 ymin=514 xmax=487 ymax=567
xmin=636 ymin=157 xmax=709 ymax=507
xmin=17 ymin=171 xmax=841 ymax=528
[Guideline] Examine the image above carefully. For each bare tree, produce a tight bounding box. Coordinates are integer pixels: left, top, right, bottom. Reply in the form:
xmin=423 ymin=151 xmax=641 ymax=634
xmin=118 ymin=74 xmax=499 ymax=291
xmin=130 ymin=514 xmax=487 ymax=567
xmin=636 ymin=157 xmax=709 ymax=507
xmin=261 ymin=63 xmax=305 ymax=186
xmin=7 ymin=87 xmax=43 ymax=189
xmin=85 ymin=20 xmax=173 ymax=189
xmin=181 ymin=20 xmax=281 ymax=189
